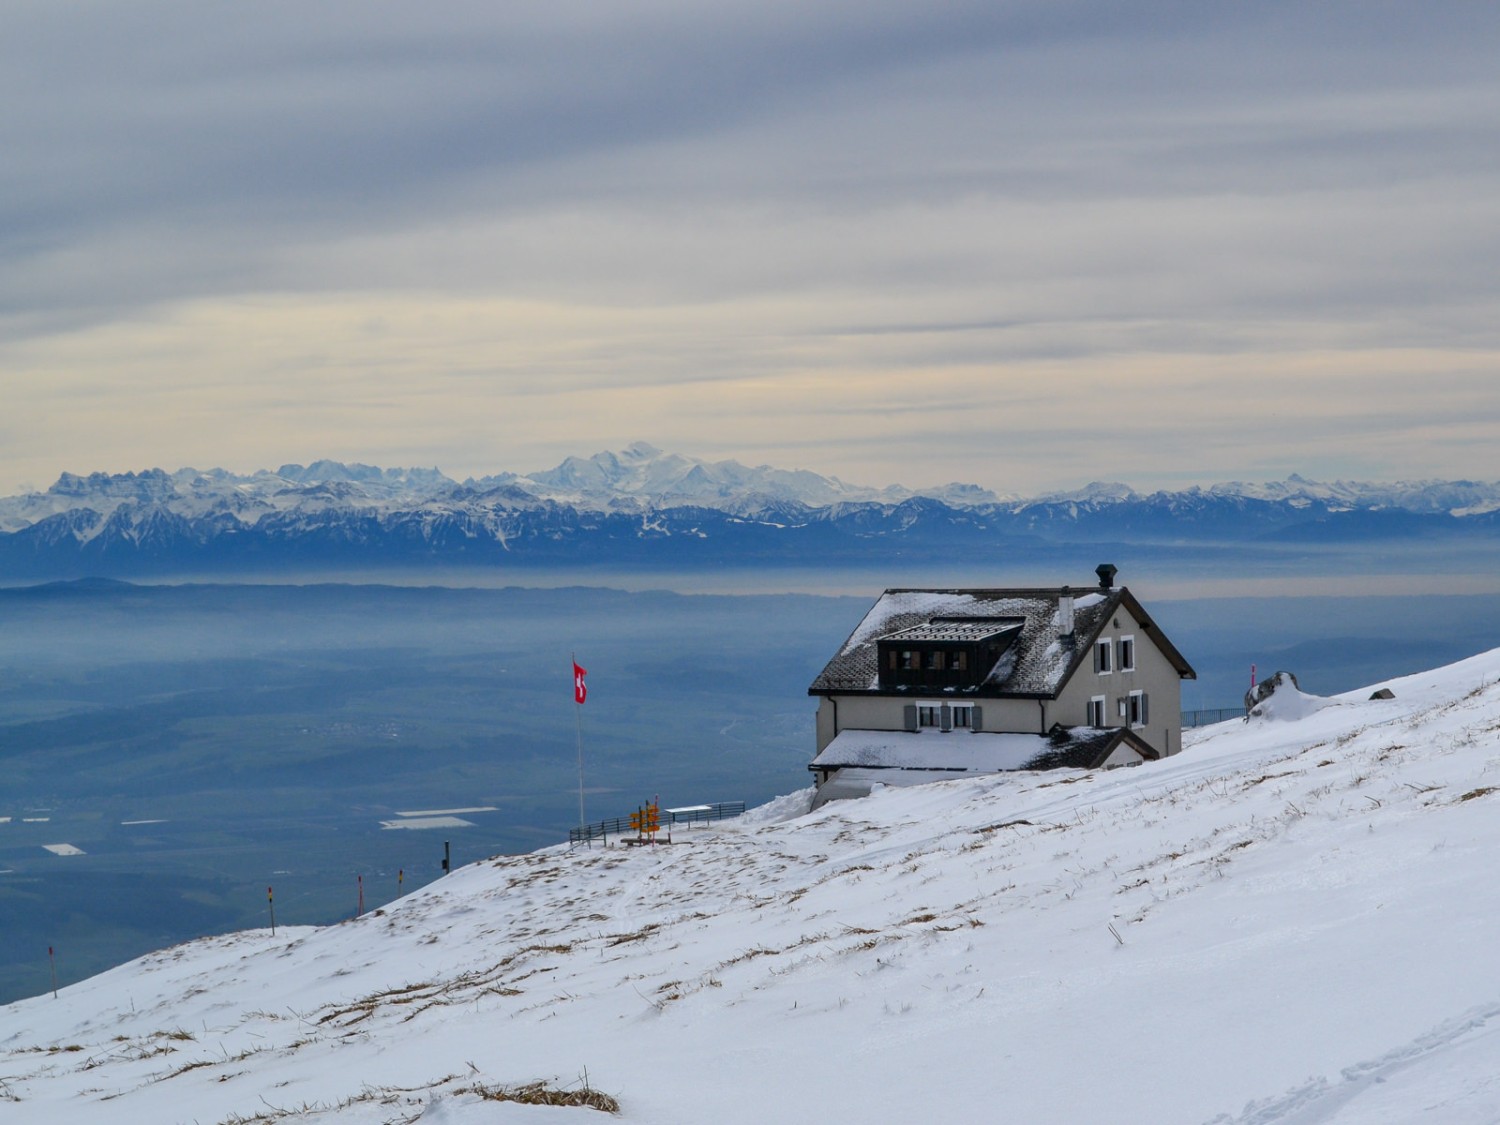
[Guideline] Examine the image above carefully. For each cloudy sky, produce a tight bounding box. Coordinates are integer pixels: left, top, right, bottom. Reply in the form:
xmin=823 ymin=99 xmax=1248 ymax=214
xmin=4 ymin=1 xmax=1498 ymax=495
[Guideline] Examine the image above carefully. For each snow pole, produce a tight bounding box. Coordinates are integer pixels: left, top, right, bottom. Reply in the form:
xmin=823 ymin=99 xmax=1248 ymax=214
xmin=268 ymin=886 xmax=276 ymax=937
xmin=357 ymin=874 xmax=364 ymax=918
xmin=48 ymin=946 xmax=58 ymax=999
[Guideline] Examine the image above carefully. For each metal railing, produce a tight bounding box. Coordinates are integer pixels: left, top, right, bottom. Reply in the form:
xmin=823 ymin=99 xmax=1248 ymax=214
xmin=568 ymin=801 xmax=746 ymax=847
xmin=1181 ymin=707 xmax=1246 ymax=728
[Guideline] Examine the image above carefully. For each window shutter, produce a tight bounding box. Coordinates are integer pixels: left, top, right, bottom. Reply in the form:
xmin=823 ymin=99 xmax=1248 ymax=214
xmin=904 ymin=704 xmax=918 ymax=732
xmin=970 ymin=705 xmax=983 ymax=732
xmin=1093 ymin=643 xmax=1101 ymax=673
xmin=1141 ymin=693 xmax=1149 ymax=725
xmin=940 ymin=704 xmax=952 ymax=731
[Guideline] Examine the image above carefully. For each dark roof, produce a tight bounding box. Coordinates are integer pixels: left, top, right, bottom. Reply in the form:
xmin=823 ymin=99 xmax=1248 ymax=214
xmin=1027 ymin=726 xmax=1160 ymax=769
xmin=807 ymin=584 xmax=1194 ymax=697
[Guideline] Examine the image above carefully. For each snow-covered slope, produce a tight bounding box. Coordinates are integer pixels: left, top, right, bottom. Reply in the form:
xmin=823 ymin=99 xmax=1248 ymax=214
xmin=5 ymin=653 xmax=1500 ymax=1123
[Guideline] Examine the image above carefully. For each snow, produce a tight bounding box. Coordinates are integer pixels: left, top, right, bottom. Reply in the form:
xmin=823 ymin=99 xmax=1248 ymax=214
xmin=811 ymin=728 xmax=1053 ymax=770
xmin=841 ymin=590 xmax=988 ymax=649
xmin=733 ymin=787 xmax=815 ymax=825
xmin=379 ymin=816 xmax=475 ymax=831
xmin=4 ymin=457 xmax=1500 ymax=537
xmin=1248 ymin=671 xmax=1335 ymax=722
xmin=6 ymin=649 xmax=1500 ymax=1123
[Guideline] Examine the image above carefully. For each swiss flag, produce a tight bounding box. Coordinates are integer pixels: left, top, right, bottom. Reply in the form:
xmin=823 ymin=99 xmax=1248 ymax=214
xmin=573 ymin=661 xmax=588 ymax=705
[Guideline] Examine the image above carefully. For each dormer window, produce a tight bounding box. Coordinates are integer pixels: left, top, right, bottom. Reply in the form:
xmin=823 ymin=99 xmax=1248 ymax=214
xmin=875 ymin=617 xmax=1022 ymax=690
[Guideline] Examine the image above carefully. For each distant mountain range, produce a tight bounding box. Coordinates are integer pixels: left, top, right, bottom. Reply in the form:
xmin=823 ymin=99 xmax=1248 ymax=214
xmin=1 ymin=443 xmax=1497 ymax=579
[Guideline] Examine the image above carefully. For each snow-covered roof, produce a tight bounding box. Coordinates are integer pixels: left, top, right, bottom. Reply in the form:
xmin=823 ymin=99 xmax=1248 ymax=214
xmin=809 ymin=587 xmax=1113 ymax=696
xmin=882 ymin=617 xmax=1024 ymax=643
xmin=810 ymin=727 xmax=1140 ymax=773
xmin=809 ymin=585 xmax=1194 ymax=696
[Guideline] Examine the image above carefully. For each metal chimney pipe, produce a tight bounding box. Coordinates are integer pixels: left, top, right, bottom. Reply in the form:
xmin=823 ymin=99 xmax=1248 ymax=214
xmin=1096 ymin=563 xmax=1118 ymax=589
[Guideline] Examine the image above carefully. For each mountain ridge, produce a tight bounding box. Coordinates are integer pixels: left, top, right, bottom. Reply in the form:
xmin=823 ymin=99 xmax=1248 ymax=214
xmin=2 ymin=446 xmax=1498 ymax=580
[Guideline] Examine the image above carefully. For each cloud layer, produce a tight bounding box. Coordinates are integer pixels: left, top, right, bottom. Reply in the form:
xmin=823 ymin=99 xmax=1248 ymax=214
xmin=4 ymin=2 xmax=1499 ymax=493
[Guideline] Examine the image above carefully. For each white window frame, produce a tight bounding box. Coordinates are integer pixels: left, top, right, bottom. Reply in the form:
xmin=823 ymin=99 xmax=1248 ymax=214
xmin=950 ymin=703 xmax=973 ymax=729
xmin=1088 ymin=695 xmax=1107 ymax=728
xmin=1119 ymin=634 xmax=1136 ymax=672
xmin=917 ymin=704 xmax=942 ymax=729
xmin=1095 ymin=638 xmax=1113 ymax=675
xmin=1128 ymin=689 xmax=1148 ymax=729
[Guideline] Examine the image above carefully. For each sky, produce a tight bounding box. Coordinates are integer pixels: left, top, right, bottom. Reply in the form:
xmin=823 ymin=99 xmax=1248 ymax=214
xmin=4 ymin=1 xmax=1499 ymax=497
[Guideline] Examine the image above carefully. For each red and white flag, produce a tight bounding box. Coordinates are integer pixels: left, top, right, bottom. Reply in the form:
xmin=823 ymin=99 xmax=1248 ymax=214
xmin=573 ymin=661 xmax=588 ymax=705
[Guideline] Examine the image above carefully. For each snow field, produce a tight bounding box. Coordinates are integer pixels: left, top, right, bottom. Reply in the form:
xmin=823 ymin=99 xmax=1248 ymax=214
xmin=4 ymin=651 xmax=1500 ymax=1123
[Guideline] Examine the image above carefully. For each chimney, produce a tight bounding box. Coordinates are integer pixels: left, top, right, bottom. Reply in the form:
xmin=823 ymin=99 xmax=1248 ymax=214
xmin=1096 ymin=563 xmax=1117 ymax=590
xmin=1058 ymin=588 xmax=1075 ymax=636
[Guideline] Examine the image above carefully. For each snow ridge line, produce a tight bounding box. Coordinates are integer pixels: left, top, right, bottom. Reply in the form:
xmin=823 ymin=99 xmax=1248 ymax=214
xmin=1214 ymin=999 xmax=1500 ymax=1124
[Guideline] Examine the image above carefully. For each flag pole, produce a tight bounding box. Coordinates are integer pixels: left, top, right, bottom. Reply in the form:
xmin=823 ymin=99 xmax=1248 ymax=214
xmin=573 ymin=652 xmax=587 ymax=846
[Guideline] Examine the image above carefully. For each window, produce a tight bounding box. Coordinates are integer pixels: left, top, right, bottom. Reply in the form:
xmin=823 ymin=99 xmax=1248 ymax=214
xmin=1095 ymin=638 xmax=1113 ymax=674
xmin=1120 ymin=635 xmax=1136 ymax=672
xmin=918 ymin=704 xmax=941 ymax=728
xmin=900 ymin=650 xmax=920 ymax=670
xmin=952 ymin=704 xmax=972 ymax=729
xmin=924 ymin=650 xmax=945 ymax=671
xmin=1087 ymin=696 xmax=1106 ymax=728
xmin=952 ymin=651 xmax=968 ymax=672
xmin=1128 ymin=690 xmax=1149 ymax=728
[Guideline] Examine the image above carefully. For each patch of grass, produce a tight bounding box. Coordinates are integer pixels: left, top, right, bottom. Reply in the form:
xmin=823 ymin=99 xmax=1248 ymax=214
xmin=1459 ymin=787 xmax=1497 ymax=802
xmin=1242 ymin=772 xmax=1295 ymax=788
xmin=718 ymin=945 xmax=777 ymax=968
xmin=463 ymin=1076 xmax=619 ymax=1113
xmin=976 ymin=819 xmax=1033 ymax=833
xmin=604 ymin=926 xmax=659 ymax=947
xmin=156 ymin=1058 xmax=216 ymax=1082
